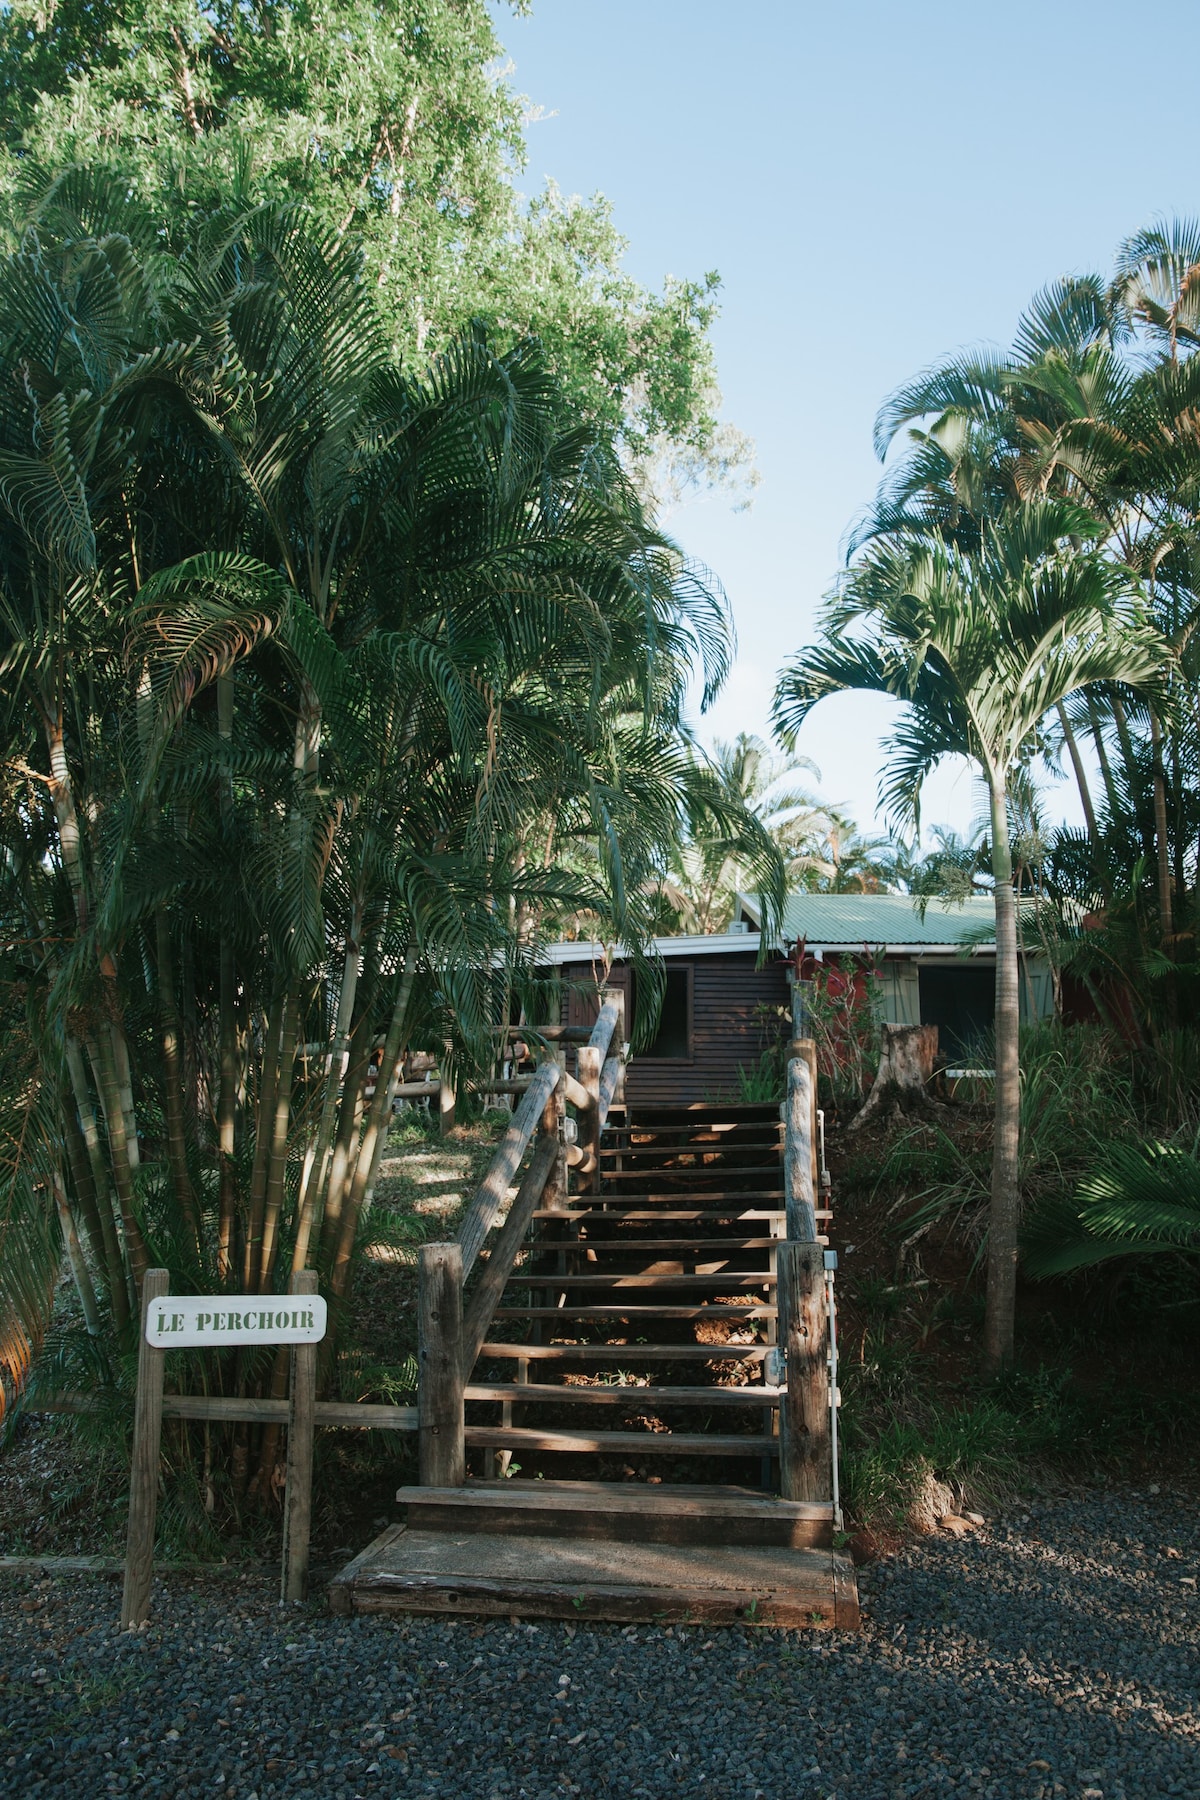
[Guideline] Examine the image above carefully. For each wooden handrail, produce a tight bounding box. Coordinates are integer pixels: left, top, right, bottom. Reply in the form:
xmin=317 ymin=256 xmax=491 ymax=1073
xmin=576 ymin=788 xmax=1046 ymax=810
xmin=455 ymin=1058 xmax=561 ymax=1278
xmin=29 ymin=1392 xmax=418 ymax=1430
xmin=784 ymin=1055 xmax=818 ymax=1243
xmin=587 ymin=998 xmax=622 ymax=1061
xmin=778 ymin=1049 xmax=831 ymax=1503
xmin=597 ymin=1053 xmax=622 ymax=1132
xmin=460 ymin=1133 xmax=559 ymax=1376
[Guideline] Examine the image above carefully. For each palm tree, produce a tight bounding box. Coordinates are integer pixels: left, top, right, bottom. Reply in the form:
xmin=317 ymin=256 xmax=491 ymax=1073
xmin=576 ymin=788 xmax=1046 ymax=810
xmin=661 ymin=734 xmax=827 ymax=930
xmin=773 ymin=497 xmax=1167 ymax=1368
xmin=0 ymin=172 xmax=760 ymax=1446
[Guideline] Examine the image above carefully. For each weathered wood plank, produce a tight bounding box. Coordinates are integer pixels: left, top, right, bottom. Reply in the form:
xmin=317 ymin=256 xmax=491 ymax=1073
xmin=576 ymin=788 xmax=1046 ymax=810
xmin=500 ymin=1273 xmax=776 ymax=1289
xmin=476 ymin=1343 xmax=772 ymax=1363
xmin=455 ymin=1060 xmax=560 ymax=1277
xmin=493 ymin=1303 xmax=777 ymax=1320
xmin=281 ymin=1270 xmax=318 ymax=1603
xmin=460 ymin=1132 xmax=558 ymax=1377
xmin=120 ymin=1269 xmax=169 ymax=1631
xmin=463 ymin=1426 xmax=776 ymax=1454
xmin=576 ymin=1043 xmax=602 ymax=1196
xmin=418 ymin=1243 xmax=465 ymax=1487
xmin=463 ymin=1382 xmax=782 ymax=1406
xmin=777 ymin=1240 xmax=831 ymax=1503
xmin=395 ymin=1482 xmax=832 ymax=1548
xmin=784 ymin=1057 xmax=818 ymax=1242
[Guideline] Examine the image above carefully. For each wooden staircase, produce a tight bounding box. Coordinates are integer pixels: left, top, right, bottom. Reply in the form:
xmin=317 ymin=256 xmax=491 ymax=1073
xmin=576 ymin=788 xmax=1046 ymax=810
xmin=463 ymin=1105 xmax=796 ymax=1473
xmin=330 ymin=1000 xmax=858 ymax=1628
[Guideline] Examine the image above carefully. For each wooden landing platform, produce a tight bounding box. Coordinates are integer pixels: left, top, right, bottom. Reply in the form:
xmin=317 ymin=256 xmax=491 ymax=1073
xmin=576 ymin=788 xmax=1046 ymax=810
xmin=329 ymin=1525 xmax=858 ymax=1628
xmin=328 ymin=1482 xmax=859 ymax=1629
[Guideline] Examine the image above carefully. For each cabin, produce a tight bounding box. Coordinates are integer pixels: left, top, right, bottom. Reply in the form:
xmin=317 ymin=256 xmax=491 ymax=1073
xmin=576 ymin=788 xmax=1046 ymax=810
xmin=736 ymin=891 xmax=1055 ymax=1061
xmin=537 ymin=931 xmax=791 ymax=1107
xmin=535 ymin=894 xmax=1055 ymax=1108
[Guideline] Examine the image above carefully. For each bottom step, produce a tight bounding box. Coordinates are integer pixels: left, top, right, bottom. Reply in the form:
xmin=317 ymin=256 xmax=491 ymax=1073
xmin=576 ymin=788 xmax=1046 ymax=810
xmin=329 ymin=1524 xmax=859 ymax=1629
xmin=397 ymin=1480 xmax=833 ymax=1547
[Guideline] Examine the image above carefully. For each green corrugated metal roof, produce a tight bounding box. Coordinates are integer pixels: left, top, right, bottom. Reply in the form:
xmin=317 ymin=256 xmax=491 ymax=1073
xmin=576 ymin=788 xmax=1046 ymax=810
xmin=746 ymin=892 xmax=997 ymax=948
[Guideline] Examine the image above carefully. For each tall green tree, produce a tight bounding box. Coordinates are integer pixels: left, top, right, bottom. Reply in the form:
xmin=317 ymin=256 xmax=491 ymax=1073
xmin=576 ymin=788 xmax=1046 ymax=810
xmin=0 ymin=0 xmax=752 ymax=500
xmin=774 ymin=498 xmax=1166 ymax=1368
xmin=0 ymin=176 xmax=754 ymax=1444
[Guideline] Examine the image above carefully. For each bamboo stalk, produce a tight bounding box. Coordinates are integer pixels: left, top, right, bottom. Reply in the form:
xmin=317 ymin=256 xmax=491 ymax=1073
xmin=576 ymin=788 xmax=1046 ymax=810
xmin=88 ymin=1029 xmax=149 ymax=1297
xmin=257 ymin=993 xmax=302 ymax=1292
xmin=53 ymin=1171 xmax=101 ymax=1335
xmin=329 ymin=968 xmax=415 ymax=1301
xmin=243 ymin=995 xmax=285 ymax=1290
xmin=154 ymin=911 xmax=200 ymax=1250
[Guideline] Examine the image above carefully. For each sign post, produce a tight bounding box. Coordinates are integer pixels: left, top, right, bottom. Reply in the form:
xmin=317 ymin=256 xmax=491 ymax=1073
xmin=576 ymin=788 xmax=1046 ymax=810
xmin=121 ymin=1270 xmax=327 ymax=1627
xmin=280 ymin=1269 xmax=319 ymax=1602
xmin=121 ymin=1269 xmax=169 ymax=1631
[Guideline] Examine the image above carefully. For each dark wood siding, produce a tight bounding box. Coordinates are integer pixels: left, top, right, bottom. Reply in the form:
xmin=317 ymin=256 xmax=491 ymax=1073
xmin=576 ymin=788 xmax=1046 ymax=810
xmin=554 ymin=952 xmax=790 ymax=1108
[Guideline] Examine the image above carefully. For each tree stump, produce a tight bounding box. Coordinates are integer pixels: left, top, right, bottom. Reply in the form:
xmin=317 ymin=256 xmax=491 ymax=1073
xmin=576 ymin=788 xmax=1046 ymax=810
xmin=849 ymin=1023 xmax=940 ymax=1130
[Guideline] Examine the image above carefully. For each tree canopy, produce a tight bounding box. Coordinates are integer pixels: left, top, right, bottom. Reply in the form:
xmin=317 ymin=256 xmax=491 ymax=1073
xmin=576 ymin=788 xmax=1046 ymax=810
xmin=0 ymin=0 xmax=752 ymax=497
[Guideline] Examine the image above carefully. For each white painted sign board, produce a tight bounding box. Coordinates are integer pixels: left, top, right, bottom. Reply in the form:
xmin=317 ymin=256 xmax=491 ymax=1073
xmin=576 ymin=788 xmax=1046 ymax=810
xmin=146 ymin=1294 xmax=327 ymax=1348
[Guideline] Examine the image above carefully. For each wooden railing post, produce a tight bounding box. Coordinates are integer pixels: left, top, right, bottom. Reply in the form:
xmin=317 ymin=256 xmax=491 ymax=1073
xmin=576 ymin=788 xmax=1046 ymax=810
xmin=121 ymin=1268 xmax=169 ymax=1630
xmin=281 ymin=1269 xmax=319 ymax=1602
xmin=784 ymin=1056 xmax=818 ymax=1243
xmin=577 ymin=1044 xmax=602 ymax=1194
xmin=438 ymin=1046 xmax=457 ymax=1137
xmin=777 ymin=1240 xmax=831 ymax=1501
xmin=541 ymin=1049 xmax=567 ymax=1212
xmin=418 ymin=1242 xmax=465 ymax=1487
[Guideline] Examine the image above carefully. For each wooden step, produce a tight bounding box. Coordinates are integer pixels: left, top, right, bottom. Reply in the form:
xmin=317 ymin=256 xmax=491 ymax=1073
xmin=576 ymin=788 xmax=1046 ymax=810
xmin=463 ymin=1425 xmax=777 ymax=1455
xmin=493 ymin=1303 xmax=777 ymax=1320
xmin=503 ymin=1273 xmax=776 ymax=1289
xmin=464 ymin=1382 xmax=782 ymax=1406
xmin=395 ymin=1480 xmax=831 ymax=1547
xmin=569 ymin=1189 xmax=786 ymax=1203
xmin=477 ymin=1343 xmax=773 ymax=1363
xmin=600 ymin=1167 xmax=784 ymax=1183
xmin=533 ymin=1208 xmax=785 ymax=1222
xmin=533 ymin=1236 xmax=782 ymax=1252
xmin=602 ymin=1129 xmax=779 ymax=1141
xmin=599 ymin=1146 xmax=780 ymax=1160
xmin=630 ymin=1103 xmax=781 ymax=1119
xmin=329 ymin=1524 xmax=858 ymax=1627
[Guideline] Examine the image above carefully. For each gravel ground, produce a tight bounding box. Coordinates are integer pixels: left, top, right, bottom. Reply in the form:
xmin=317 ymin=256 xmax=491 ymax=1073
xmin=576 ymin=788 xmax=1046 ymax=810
xmin=0 ymin=1489 xmax=1196 ymax=1800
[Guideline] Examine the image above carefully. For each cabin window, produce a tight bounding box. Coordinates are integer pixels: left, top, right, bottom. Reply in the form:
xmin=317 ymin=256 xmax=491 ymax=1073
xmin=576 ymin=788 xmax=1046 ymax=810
xmin=634 ymin=967 xmax=693 ymax=1060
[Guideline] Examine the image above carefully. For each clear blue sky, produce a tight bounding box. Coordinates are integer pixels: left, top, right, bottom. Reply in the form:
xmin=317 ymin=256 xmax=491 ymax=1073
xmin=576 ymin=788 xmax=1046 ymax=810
xmin=497 ymin=0 xmax=1200 ymax=843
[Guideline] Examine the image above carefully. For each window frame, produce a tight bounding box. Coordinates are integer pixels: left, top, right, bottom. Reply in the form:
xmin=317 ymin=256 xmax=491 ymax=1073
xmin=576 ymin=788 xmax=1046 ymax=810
xmin=637 ymin=963 xmax=695 ymax=1065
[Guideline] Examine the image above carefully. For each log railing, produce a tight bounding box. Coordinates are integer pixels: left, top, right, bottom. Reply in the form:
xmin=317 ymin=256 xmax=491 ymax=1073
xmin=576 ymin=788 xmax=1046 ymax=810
xmin=417 ymin=989 xmax=627 ymax=1486
xmin=777 ymin=988 xmax=835 ymax=1505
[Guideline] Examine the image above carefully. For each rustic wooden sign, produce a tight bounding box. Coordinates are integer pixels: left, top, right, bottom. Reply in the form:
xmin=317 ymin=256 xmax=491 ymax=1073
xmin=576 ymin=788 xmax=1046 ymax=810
xmin=121 ymin=1269 xmax=322 ymax=1630
xmin=145 ymin=1293 xmax=327 ymax=1348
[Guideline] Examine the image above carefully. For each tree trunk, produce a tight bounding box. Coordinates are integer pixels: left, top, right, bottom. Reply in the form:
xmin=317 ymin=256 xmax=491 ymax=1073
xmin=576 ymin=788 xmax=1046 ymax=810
xmin=318 ymin=957 xmax=379 ymax=1264
xmin=257 ymin=993 xmax=301 ymax=1293
xmin=87 ymin=1028 xmax=150 ymax=1298
xmin=217 ymin=935 xmax=239 ymax=1282
xmin=216 ymin=670 xmax=239 ymax=1281
xmin=849 ymin=1023 xmax=940 ymax=1130
xmin=53 ymin=1171 xmax=101 ymax=1334
xmin=63 ymin=1041 xmax=130 ymax=1327
xmin=984 ymin=770 xmax=1021 ymax=1372
xmin=329 ymin=967 xmax=415 ymax=1303
xmin=243 ymin=995 xmax=285 ymax=1289
xmin=1055 ymin=702 xmax=1097 ymax=839
xmin=155 ymin=911 xmax=200 ymax=1251
xmin=293 ymin=904 xmax=365 ymax=1274
xmin=1148 ymin=708 xmax=1174 ymax=945
xmin=1086 ymin=693 xmax=1119 ymax=822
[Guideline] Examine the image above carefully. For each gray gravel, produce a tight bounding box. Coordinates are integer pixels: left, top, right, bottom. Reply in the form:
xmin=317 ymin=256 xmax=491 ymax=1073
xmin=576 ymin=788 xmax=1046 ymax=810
xmin=1 ymin=1490 xmax=1196 ymax=1800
